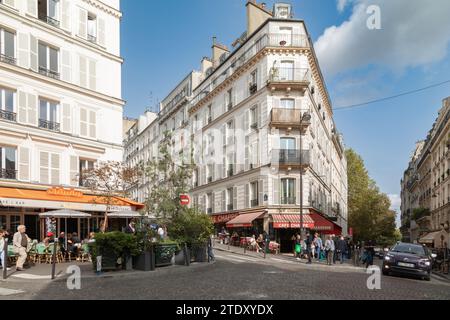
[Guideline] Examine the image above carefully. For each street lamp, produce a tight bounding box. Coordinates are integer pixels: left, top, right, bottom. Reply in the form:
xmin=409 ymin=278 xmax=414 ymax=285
xmin=299 ymin=112 xmax=311 ymax=239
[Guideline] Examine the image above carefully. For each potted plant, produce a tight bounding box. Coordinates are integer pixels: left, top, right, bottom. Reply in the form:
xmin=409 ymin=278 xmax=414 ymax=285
xmin=134 ymin=219 xmax=157 ymax=271
xmin=91 ymin=232 xmax=138 ymax=271
xmin=155 ymin=239 xmax=179 ymax=267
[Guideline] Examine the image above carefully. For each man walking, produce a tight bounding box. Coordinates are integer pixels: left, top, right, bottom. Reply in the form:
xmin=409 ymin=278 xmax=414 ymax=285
xmin=304 ymin=232 xmax=312 ymax=264
xmin=207 ymin=235 xmax=215 ymax=262
xmin=13 ymin=225 xmax=30 ymax=271
xmin=314 ymin=233 xmax=323 ymax=261
xmin=336 ymin=236 xmax=348 ymax=264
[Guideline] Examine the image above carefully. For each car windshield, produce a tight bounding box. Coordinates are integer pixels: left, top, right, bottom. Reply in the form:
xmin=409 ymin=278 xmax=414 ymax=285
xmin=391 ymin=244 xmax=426 ymax=255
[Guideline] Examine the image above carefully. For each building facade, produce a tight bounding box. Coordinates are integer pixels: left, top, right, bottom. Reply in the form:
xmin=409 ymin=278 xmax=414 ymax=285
xmin=401 ymin=97 xmax=450 ymax=248
xmin=0 ymin=0 xmax=136 ymax=240
xmin=124 ymin=1 xmax=348 ymax=251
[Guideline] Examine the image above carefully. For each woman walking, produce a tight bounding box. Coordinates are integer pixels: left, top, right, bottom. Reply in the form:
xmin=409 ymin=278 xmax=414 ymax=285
xmin=324 ymin=235 xmax=335 ymax=266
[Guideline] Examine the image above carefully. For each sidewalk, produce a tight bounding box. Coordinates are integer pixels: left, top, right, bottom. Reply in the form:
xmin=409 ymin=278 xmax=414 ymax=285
xmin=432 ymin=271 xmax=450 ymax=283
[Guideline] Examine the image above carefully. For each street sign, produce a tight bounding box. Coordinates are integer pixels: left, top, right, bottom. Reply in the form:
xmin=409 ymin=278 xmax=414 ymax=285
xmin=180 ymin=194 xmax=190 ymax=206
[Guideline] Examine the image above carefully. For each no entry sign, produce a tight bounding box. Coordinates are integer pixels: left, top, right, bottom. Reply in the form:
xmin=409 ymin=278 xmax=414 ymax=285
xmin=180 ymin=194 xmax=190 ymax=206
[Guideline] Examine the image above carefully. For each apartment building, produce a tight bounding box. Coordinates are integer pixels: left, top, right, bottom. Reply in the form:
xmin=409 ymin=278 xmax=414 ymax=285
xmin=401 ymin=97 xmax=450 ymax=248
xmin=0 ymin=0 xmax=141 ymax=240
xmin=124 ymin=1 xmax=348 ymax=252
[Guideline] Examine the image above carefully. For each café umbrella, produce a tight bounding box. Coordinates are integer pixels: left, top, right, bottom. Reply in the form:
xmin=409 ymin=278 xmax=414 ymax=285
xmin=39 ymin=210 xmax=92 ymax=280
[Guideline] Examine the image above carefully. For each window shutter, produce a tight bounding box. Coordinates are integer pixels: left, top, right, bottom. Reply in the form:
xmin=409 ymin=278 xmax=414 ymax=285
xmin=26 ymin=0 xmax=36 ymax=16
xmin=80 ymin=107 xmax=88 ymax=137
xmin=61 ymin=0 xmax=71 ymax=31
xmin=69 ymin=155 xmax=78 ymax=186
xmin=79 ymin=55 xmax=87 ymax=88
xmin=61 ymin=50 xmax=72 ymax=82
xmin=29 ymin=35 xmax=38 ymax=72
xmin=27 ymin=93 xmax=37 ymax=126
xmin=18 ymin=91 xmax=27 ymax=124
xmin=233 ymin=186 xmax=238 ymax=210
xmin=258 ymin=179 xmax=264 ymax=206
xmin=245 ymin=184 xmax=249 ymax=209
xmin=201 ymin=165 xmax=206 ymax=185
xmin=40 ymin=151 xmax=50 ymax=184
xmin=88 ymin=110 xmax=96 ymax=138
xmin=51 ymin=153 xmax=60 ymax=185
xmin=61 ymin=103 xmax=72 ymax=133
xmin=221 ymin=124 xmax=226 ymax=146
xmin=98 ymin=17 xmax=106 ymax=47
xmin=221 ymin=190 xmax=226 ymax=212
xmin=88 ymin=59 xmax=96 ymax=90
xmin=4 ymin=0 xmax=16 ymax=9
xmin=18 ymin=147 xmax=30 ymax=182
xmin=273 ymin=178 xmax=280 ymax=205
xmin=17 ymin=33 xmax=29 ymax=69
xmin=244 ymin=136 xmax=249 ymax=171
xmin=244 ymin=110 xmax=249 ymax=132
xmin=78 ymin=7 xmax=87 ymax=39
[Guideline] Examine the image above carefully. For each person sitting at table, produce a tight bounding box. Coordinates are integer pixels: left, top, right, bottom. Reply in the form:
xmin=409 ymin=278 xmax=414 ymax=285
xmin=71 ymin=232 xmax=81 ymax=255
xmin=249 ymin=235 xmax=261 ymax=253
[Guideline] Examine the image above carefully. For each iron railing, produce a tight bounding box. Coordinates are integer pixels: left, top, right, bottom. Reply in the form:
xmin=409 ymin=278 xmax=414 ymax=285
xmin=0 ymin=169 xmax=17 ymax=180
xmin=271 ymin=109 xmax=311 ymax=126
xmin=0 ymin=109 xmax=16 ymax=122
xmin=0 ymin=54 xmax=16 ymax=65
xmin=268 ymin=67 xmax=310 ymax=83
xmin=227 ymin=204 xmax=234 ymax=211
xmin=272 ymin=149 xmax=311 ymax=166
xmin=281 ymin=197 xmax=296 ymax=205
xmin=39 ymin=15 xmax=60 ymax=28
xmin=87 ymin=34 xmax=97 ymax=43
xmin=251 ymin=199 xmax=259 ymax=208
xmin=39 ymin=66 xmax=60 ymax=80
xmin=39 ymin=119 xmax=60 ymax=132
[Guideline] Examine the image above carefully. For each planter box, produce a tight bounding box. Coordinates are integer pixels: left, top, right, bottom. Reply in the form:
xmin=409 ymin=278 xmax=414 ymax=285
xmin=98 ymin=248 xmax=119 ymax=271
xmin=174 ymin=248 xmax=190 ymax=266
xmin=191 ymin=244 xmax=207 ymax=263
xmin=155 ymin=244 xmax=177 ymax=267
xmin=134 ymin=249 xmax=155 ymax=271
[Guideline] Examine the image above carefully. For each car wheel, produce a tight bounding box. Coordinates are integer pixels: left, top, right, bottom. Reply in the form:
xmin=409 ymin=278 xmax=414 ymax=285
xmin=424 ymin=274 xmax=431 ymax=281
xmin=382 ymin=269 xmax=389 ymax=276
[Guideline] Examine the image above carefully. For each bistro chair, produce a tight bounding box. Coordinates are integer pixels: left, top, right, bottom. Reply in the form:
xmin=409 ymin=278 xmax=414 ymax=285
xmin=36 ymin=243 xmax=47 ymax=264
xmin=27 ymin=241 xmax=38 ymax=264
xmin=46 ymin=243 xmax=63 ymax=264
xmin=7 ymin=245 xmax=17 ymax=264
xmin=78 ymin=243 xmax=91 ymax=263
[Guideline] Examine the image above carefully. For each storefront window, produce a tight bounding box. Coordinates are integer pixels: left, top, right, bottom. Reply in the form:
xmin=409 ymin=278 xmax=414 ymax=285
xmin=0 ymin=215 xmax=6 ymax=230
xmin=10 ymin=215 xmax=21 ymax=233
xmin=80 ymin=218 xmax=89 ymax=240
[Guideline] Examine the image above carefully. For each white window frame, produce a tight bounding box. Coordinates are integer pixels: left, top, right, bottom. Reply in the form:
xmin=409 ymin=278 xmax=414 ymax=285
xmin=39 ymin=98 xmax=59 ymax=123
xmin=38 ymin=42 xmax=59 ymax=73
xmin=0 ymin=87 xmax=15 ymax=113
xmin=281 ymin=178 xmax=296 ymax=204
xmin=0 ymin=145 xmax=17 ymax=171
xmin=0 ymin=28 xmax=16 ymax=59
xmin=280 ymin=98 xmax=295 ymax=109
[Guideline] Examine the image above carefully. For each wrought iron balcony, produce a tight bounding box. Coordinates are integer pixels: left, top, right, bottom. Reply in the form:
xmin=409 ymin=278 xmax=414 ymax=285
xmin=0 ymin=168 xmax=17 ymax=180
xmin=249 ymin=83 xmax=258 ymax=95
xmin=251 ymin=199 xmax=259 ymax=208
xmin=227 ymin=165 xmax=234 ymax=177
xmin=207 ymin=208 xmax=213 ymax=214
xmin=39 ymin=66 xmax=60 ymax=80
xmin=267 ymin=68 xmax=310 ymax=92
xmin=39 ymin=15 xmax=60 ymax=28
xmin=207 ymin=176 xmax=213 ymax=183
xmin=39 ymin=119 xmax=60 ymax=132
xmin=281 ymin=197 xmax=296 ymax=205
xmin=87 ymin=34 xmax=97 ymax=43
xmin=270 ymin=109 xmax=311 ymax=129
xmin=227 ymin=204 xmax=234 ymax=211
xmin=272 ymin=149 xmax=311 ymax=167
xmin=0 ymin=109 xmax=16 ymax=122
xmin=0 ymin=54 xmax=16 ymax=65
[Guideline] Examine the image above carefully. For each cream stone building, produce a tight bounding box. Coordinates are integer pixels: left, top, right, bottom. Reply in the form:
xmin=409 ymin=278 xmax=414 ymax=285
xmin=124 ymin=1 xmax=348 ymax=252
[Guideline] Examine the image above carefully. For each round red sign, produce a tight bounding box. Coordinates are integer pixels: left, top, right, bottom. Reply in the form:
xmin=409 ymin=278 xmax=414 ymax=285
xmin=180 ymin=194 xmax=190 ymax=206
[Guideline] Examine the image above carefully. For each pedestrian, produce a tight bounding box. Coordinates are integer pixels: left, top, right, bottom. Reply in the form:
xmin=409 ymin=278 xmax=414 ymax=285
xmin=0 ymin=229 xmax=11 ymax=271
xmin=58 ymin=232 xmax=66 ymax=255
xmin=207 ymin=235 xmax=215 ymax=261
xmin=324 ymin=235 xmax=334 ymax=266
xmin=263 ymin=231 xmax=270 ymax=253
xmin=304 ymin=232 xmax=312 ymax=264
xmin=332 ymin=234 xmax=338 ymax=264
xmin=157 ymin=225 xmax=165 ymax=240
xmin=295 ymin=234 xmax=302 ymax=260
xmin=125 ymin=219 xmax=136 ymax=234
xmin=314 ymin=233 xmax=323 ymax=261
xmin=364 ymin=240 xmax=375 ymax=268
xmin=336 ymin=236 xmax=348 ymax=264
xmin=13 ymin=225 xmax=30 ymax=271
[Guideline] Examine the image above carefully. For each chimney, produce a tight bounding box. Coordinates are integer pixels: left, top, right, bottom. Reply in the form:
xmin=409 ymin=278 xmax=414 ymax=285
xmin=200 ymin=56 xmax=213 ymax=75
xmin=211 ymin=37 xmax=230 ymax=68
xmin=246 ymin=0 xmax=273 ymax=36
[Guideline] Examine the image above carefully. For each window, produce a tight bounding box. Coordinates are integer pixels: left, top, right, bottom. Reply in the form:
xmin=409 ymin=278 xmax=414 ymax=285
xmin=226 ymin=88 xmax=233 ymax=110
xmin=207 ymin=105 xmax=212 ymax=123
xmin=39 ymin=43 xmax=59 ymax=79
xmin=39 ymin=151 xmax=60 ymax=185
xmin=250 ymin=182 xmax=258 ymax=207
xmin=0 ymin=28 xmax=15 ymax=65
xmin=227 ymin=188 xmax=233 ymax=210
xmin=281 ymin=178 xmax=296 ymax=204
xmin=207 ymin=164 xmax=214 ymax=182
xmin=207 ymin=193 xmax=213 ymax=214
xmin=39 ymin=98 xmax=59 ymax=131
xmin=249 ymin=69 xmax=258 ymax=95
xmin=280 ymin=137 xmax=295 ymax=150
xmin=280 ymin=61 xmax=294 ymax=81
xmin=279 ymin=27 xmax=293 ymax=46
xmin=0 ymin=146 xmax=17 ymax=180
xmin=280 ymin=99 xmax=295 ymax=109
xmin=38 ymin=0 xmax=60 ymax=27
xmin=0 ymin=87 xmax=16 ymax=122
xmin=79 ymin=159 xmax=95 ymax=186
xmin=80 ymin=108 xmax=96 ymax=139
xmin=87 ymin=13 xmax=97 ymax=43
xmin=250 ymin=106 xmax=258 ymax=128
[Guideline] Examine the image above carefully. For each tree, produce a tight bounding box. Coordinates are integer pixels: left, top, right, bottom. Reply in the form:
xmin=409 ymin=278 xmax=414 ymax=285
xmin=346 ymin=149 xmax=397 ymax=245
xmin=81 ymin=161 xmax=141 ymax=232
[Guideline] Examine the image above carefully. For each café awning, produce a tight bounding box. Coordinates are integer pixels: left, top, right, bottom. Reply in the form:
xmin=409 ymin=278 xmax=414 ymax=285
xmin=272 ymin=214 xmax=315 ymax=229
xmin=39 ymin=210 xmax=92 ymax=218
xmin=419 ymin=230 xmax=448 ymax=246
xmin=226 ymin=211 xmax=265 ymax=228
xmin=107 ymin=211 xmax=143 ymax=218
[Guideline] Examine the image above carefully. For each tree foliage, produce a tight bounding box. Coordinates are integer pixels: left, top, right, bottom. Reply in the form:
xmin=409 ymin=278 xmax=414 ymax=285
xmin=346 ymin=149 xmax=397 ymax=245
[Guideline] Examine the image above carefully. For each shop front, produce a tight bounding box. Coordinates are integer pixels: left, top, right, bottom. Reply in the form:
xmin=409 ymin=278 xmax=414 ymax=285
xmin=0 ymin=187 xmax=144 ymax=241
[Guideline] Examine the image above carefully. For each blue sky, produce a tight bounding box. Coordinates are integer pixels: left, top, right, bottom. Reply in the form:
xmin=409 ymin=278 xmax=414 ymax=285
xmin=121 ymin=0 xmax=450 ymax=224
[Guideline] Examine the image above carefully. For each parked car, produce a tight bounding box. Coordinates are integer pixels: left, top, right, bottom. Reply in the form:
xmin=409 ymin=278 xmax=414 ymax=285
xmin=382 ymin=242 xmax=434 ymax=281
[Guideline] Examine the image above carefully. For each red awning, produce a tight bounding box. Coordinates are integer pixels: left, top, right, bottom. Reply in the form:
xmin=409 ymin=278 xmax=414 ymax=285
xmin=309 ymin=213 xmax=335 ymax=232
xmin=226 ymin=212 xmax=264 ymax=228
xmin=272 ymin=214 xmax=315 ymax=229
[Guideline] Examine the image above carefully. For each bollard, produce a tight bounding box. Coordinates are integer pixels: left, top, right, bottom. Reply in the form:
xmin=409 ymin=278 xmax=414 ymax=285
xmin=51 ymin=242 xmax=57 ymax=280
xmin=184 ymin=243 xmax=190 ymax=266
xmin=2 ymin=238 xmax=8 ymax=280
xmin=96 ymin=256 xmax=102 ymax=275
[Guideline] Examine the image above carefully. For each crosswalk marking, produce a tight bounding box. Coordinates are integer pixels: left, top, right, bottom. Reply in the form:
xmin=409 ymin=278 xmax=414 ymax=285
xmin=270 ymin=257 xmax=296 ymax=264
xmin=0 ymin=288 xmax=25 ymax=296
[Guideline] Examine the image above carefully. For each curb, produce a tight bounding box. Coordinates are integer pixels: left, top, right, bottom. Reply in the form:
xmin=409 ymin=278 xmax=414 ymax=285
xmin=431 ymin=271 xmax=450 ymax=283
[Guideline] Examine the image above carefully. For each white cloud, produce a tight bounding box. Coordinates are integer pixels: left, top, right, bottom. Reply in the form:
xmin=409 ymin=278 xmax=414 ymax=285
xmin=337 ymin=0 xmax=350 ymax=13
xmin=315 ymin=0 xmax=450 ymax=76
xmin=388 ymin=194 xmax=401 ymax=228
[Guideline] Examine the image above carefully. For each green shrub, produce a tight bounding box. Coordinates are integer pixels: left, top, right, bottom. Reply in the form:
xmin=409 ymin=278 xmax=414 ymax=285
xmin=167 ymin=208 xmax=214 ymax=246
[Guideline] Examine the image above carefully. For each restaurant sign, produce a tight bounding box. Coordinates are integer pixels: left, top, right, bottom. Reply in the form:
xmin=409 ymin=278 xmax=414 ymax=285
xmin=211 ymin=213 xmax=239 ymax=224
xmin=273 ymin=222 xmax=315 ymax=229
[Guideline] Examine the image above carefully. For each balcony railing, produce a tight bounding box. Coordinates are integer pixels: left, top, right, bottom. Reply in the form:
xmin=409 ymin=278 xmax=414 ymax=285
xmin=0 ymin=54 xmax=16 ymax=65
xmin=207 ymin=176 xmax=213 ymax=183
xmin=0 ymin=109 xmax=17 ymax=122
xmin=0 ymin=168 xmax=17 ymax=180
xmin=272 ymin=149 xmax=311 ymax=166
xmin=251 ymin=199 xmax=259 ymax=208
xmin=281 ymin=197 xmax=296 ymax=205
xmin=268 ymin=68 xmax=310 ymax=83
xmin=39 ymin=15 xmax=60 ymax=28
xmin=227 ymin=165 xmax=234 ymax=177
xmin=39 ymin=119 xmax=60 ymax=132
xmin=207 ymin=208 xmax=213 ymax=214
xmin=271 ymin=109 xmax=311 ymax=127
xmin=39 ymin=66 xmax=60 ymax=80
xmin=249 ymin=83 xmax=258 ymax=95
xmin=87 ymin=34 xmax=97 ymax=43
xmin=227 ymin=204 xmax=234 ymax=211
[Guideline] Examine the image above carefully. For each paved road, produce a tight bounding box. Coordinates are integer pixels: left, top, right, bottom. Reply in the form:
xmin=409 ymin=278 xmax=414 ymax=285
xmin=1 ymin=250 xmax=449 ymax=300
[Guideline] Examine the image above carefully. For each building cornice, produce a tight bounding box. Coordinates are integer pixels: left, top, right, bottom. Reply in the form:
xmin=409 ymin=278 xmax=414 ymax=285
xmin=83 ymin=0 xmax=122 ymax=19
xmin=0 ymin=61 xmax=125 ymax=106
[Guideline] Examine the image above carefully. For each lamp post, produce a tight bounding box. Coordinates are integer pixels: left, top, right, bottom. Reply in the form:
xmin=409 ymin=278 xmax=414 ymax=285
xmin=299 ymin=112 xmax=311 ymax=239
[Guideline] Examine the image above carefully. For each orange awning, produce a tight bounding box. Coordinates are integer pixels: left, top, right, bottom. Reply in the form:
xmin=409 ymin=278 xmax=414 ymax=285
xmin=226 ymin=211 xmax=265 ymax=228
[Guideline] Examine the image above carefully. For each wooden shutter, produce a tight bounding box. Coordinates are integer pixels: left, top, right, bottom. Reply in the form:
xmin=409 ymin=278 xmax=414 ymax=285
xmin=17 ymin=33 xmax=29 ymax=69
xmin=221 ymin=190 xmax=226 ymax=212
xmin=27 ymin=93 xmax=37 ymax=126
xmin=29 ymin=35 xmax=38 ymax=72
xmin=245 ymin=184 xmax=249 ymax=209
xmin=61 ymin=50 xmax=72 ymax=82
xmin=4 ymin=0 xmax=16 ymax=9
xmin=26 ymin=0 xmax=37 ymax=16
xmin=40 ymin=151 xmax=50 ymax=184
xmin=88 ymin=59 xmax=96 ymax=90
xmin=51 ymin=153 xmax=60 ymax=185
xmin=79 ymin=55 xmax=87 ymax=88
xmin=88 ymin=110 xmax=96 ymax=138
xmin=61 ymin=103 xmax=72 ymax=133
xmin=244 ymin=110 xmax=249 ymax=132
xmin=18 ymin=147 xmax=30 ymax=182
xmin=273 ymin=178 xmax=280 ymax=205
xmin=258 ymin=179 xmax=264 ymax=206
xmin=61 ymin=0 xmax=71 ymax=31
xmin=17 ymin=91 xmax=27 ymax=124
xmin=78 ymin=7 xmax=87 ymax=38
xmin=233 ymin=186 xmax=238 ymax=210
xmin=98 ymin=17 xmax=106 ymax=47
xmin=80 ymin=107 xmax=88 ymax=137
xmin=69 ymin=155 xmax=78 ymax=186
xmin=244 ymin=136 xmax=249 ymax=171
